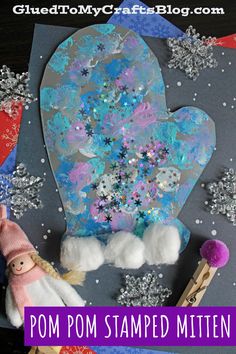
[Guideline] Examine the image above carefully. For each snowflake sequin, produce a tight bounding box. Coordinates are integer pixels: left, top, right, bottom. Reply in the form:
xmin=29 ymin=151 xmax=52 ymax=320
xmin=167 ymin=26 xmax=218 ymax=80
xmin=0 ymin=163 xmax=44 ymax=219
xmin=117 ymin=271 xmax=172 ymax=306
xmin=94 ymin=139 xmax=169 ymax=221
xmin=206 ymin=168 xmax=236 ymax=225
xmin=0 ymin=65 xmax=35 ymax=118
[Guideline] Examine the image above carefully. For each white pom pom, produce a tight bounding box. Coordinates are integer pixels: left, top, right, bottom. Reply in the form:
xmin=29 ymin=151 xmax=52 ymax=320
xmin=143 ymin=224 xmax=181 ymax=265
xmin=61 ymin=236 xmax=105 ymax=271
xmin=104 ymin=231 xmax=145 ymax=269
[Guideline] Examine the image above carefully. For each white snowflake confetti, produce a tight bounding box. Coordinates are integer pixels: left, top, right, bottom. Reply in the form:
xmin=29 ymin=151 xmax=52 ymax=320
xmin=0 ymin=65 xmax=35 ymax=118
xmin=206 ymin=168 xmax=236 ymax=225
xmin=117 ymin=271 xmax=172 ymax=307
xmin=167 ymin=26 xmax=218 ymax=80
xmin=0 ymin=163 xmax=44 ymax=219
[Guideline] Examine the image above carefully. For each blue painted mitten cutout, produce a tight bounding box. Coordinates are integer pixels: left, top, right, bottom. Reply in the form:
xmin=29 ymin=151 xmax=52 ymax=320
xmin=40 ymin=24 xmax=215 ymax=268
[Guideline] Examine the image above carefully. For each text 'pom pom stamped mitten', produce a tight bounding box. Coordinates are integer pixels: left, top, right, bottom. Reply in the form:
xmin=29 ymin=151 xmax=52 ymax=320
xmin=40 ymin=24 xmax=215 ymax=271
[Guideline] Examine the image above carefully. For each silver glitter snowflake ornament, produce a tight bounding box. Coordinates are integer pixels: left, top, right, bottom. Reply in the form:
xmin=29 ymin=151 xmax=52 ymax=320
xmin=167 ymin=26 xmax=218 ymax=80
xmin=117 ymin=271 xmax=172 ymax=306
xmin=206 ymin=168 xmax=236 ymax=225
xmin=0 ymin=65 xmax=35 ymax=118
xmin=0 ymin=163 xmax=44 ymax=219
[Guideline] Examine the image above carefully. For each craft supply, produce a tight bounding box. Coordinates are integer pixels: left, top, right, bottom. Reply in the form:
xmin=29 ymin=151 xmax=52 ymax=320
xmin=0 ymin=106 xmax=23 ymax=166
xmin=109 ymin=0 xmax=234 ymax=49
xmin=167 ymin=26 xmax=218 ymax=80
xmin=62 ymin=224 xmax=180 ymax=271
xmin=206 ymin=168 xmax=236 ymax=225
xmin=29 ymin=346 xmax=96 ymax=354
xmin=0 ymin=163 xmax=44 ymax=219
xmin=108 ymin=0 xmax=183 ymax=38
xmin=40 ymin=23 xmax=215 ymax=271
xmin=61 ymin=236 xmax=105 ymax=272
xmin=0 ymin=65 xmax=35 ymax=118
xmin=117 ymin=271 xmax=172 ymax=307
xmin=177 ymin=239 xmax=229 ymax=306
xmin=0 ymin=204 xmax=85 ymax=328
xmin=104 ymin=231 xmax=145 ymax=269
xmin=143 ymin=224 xmax=181 ymax=265
xmin=215 ymin=34 xmax=236 ymax=48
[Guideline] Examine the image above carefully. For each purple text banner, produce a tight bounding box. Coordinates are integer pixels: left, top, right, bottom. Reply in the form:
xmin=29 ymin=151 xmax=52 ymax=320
xmin=24 ymin=306 xmax=235 ymax=347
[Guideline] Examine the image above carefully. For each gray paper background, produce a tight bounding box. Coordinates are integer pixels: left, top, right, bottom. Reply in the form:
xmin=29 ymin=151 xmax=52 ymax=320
xmin=1 ymin=24 xmax=236 ymax=354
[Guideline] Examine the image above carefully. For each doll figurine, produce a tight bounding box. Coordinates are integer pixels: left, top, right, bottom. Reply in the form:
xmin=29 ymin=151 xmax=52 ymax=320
xmin=0 ymin=205 xmax=85 ymax=328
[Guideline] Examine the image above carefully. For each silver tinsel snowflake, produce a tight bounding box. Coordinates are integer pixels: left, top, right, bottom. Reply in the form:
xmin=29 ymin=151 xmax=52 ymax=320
xmin=206 ymin=168 xmax=236 ymax=225
xmin=117 ymin=271 xmax=172 ymax=307
xmin=167 ymin=26 xmax=218 ymax=80
xmin=0 ymin=163 xmax=44 ymax=219
xmin=0 ymin=65 xmax=35 ymax=118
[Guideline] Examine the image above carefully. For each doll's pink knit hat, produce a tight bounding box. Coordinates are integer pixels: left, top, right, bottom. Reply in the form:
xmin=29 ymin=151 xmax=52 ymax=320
xmin=0 ymin=205 xmax=37 ymax=265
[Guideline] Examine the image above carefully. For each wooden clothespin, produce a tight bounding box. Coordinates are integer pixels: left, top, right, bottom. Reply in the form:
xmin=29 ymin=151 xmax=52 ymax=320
xmin=177 ymin=239 xmax=229 ymax=307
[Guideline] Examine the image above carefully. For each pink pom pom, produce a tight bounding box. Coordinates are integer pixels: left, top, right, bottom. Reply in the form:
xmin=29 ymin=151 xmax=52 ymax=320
xmin=200 ymin=240 xmax=229 ymax=268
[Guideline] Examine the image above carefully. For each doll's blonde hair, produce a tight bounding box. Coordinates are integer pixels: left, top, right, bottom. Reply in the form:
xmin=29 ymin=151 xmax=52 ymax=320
xmin=30 ymin=253 xmax=85 ymax=285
